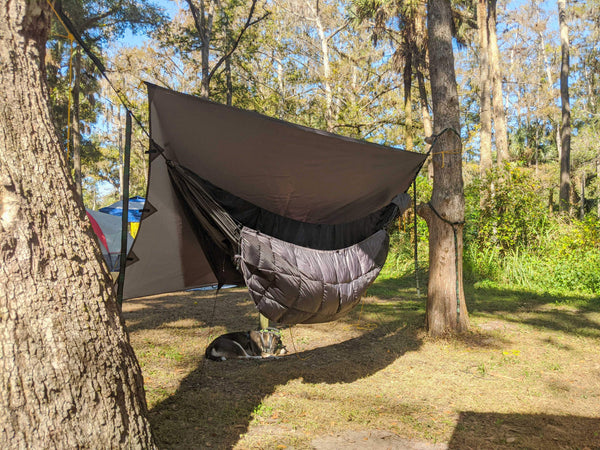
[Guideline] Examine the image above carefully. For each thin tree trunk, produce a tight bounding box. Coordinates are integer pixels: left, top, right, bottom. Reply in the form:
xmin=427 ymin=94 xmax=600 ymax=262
xmin=478 ymin=0 xmax=492 ymax=174
xmin=580 ymin=174 xmax=585 ymax=220
xmin=118 ymin=106 xmax=124 ymax=201
xmin=0 ymin=2 xmax=155 ymax=446
xmin=597 ymin=157 xmax=600 ymax=218
xmin=72 ymin=47 xmax=82 ymax=198
xmin=557 ymin=126 xmax=561 ymax=162
xmin=540 ymin=32 xmax=554 ymax=89
xmin=404 ymin=60 xmax=414 ymax=151
xmin=226 ymin=57 xmax=233 ymax=106
xmin=488 ymin=0 xmax=509 ymax=165
xmin=558 ymin=0 xmax=571 ymax=213
xmin=201 ymin=0 xmax=215 ymax=98
xmin=417 ymin=69 xmax=434 ymax=180
xmin=223 ymin=6 xmax=233 ymax=106
xmin=186 ymin=0 xmax=215 ymax=98
xmin=311 ymin=1 xmax=334 ymax=132
xmin=276 ymin=55 xmax=286 ymax=119
xmin=418 ymin=0 xmax=468 ymax=336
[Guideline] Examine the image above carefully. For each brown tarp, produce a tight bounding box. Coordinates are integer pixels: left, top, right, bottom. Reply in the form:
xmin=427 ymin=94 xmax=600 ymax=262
xmin=123 ymin=84 xmax=427 ymax=299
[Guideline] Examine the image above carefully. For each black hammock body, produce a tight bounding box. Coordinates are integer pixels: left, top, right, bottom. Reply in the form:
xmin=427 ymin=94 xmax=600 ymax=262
xmin=122 ymin=84 xmax=427 ymax=324
xmin=167 ymin=161 xmax=409 ymax=324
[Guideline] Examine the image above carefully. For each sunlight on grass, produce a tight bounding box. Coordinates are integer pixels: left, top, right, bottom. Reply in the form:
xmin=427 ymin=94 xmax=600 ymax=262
xmin=123 ymin=276 xmax=600 ymax=449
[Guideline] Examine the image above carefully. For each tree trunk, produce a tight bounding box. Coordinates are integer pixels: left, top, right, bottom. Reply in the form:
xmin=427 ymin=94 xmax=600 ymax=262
xmin=418 ymin=0 xmax=469 ymax=335
xmin=72 ymin=47 xmax=83 ymax=198
xmin=223 ymin=6 xmax=233 ymax=106
xmin=597 ymin=157 xmax=600 ymax=218
xmin=118 ymin=106 xmax=124 ymax=201
xmin=477 ymin=0 xmax=492 ymax=175
xmin=201 ymin=2 xmax=214 ymax=98
xmin=403 ymin=60 xmax=414 ymax=151
xmin=580 ymin=174 xmax=585 ymax=220
xmin=488 ymin=0 xmax=509 ymax=165
xmin=276 ymin=55 xmax=286 ymax=119
xmin=0 ymin=2 xmax=155 ymax=447
xmin=185 ymin=0 xmax=215 ymax=98
xmin=226 ymin=57 xmax=233 ymax=106
xmin=558 ymin=0 xmax=571 ymax=213
xmin=417 ymin=69 xmax=434 ymax=180
xmin=311 ymin=0 xmax=334 ymax=132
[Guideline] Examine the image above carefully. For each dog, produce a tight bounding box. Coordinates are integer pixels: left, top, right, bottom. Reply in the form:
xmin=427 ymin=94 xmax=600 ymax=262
xmin=205 ymin=329 xmax=288 ymax=361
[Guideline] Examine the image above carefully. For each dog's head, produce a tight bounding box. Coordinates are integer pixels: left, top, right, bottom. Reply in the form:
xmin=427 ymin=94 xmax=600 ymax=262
xmin=251 ymin=329 xmax=288 ymax=357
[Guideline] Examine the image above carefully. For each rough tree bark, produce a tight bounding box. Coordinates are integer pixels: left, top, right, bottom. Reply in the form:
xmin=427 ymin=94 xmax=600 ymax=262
xmin=418 ymin=0 xmax=469 ymax=335
xmin=477 ymin=0 xmax=492 ymax=175
xmin=0 ymin=1 xmax=155 ymax=447
xmin=488 ymin=0 xmax=509 ymax=165
xmin=558 ymin=0 xmax=571 ymax=213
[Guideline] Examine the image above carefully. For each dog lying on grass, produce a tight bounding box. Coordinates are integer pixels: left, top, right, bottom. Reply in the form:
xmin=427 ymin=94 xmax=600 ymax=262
xmin=205 ymin=329 xmax=288 ymax=361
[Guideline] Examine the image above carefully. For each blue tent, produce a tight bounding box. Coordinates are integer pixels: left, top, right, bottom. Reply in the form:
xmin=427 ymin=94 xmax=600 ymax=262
xmin=99 ymin=196 xmax=146 ymax=222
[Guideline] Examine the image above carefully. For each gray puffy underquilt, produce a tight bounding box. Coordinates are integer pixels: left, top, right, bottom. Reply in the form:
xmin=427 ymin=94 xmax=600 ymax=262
xmin=238 ymin=227 xmax=390 ymax=324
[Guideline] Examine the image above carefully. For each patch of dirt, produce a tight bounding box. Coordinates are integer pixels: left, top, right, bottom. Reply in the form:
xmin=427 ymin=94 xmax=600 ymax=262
xmin=312 ymin=430 xmax=448 ymax=450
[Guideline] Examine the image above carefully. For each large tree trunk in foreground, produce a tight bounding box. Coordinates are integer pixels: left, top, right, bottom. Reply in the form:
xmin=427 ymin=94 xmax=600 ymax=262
xmin=418 ymin=0 xmax=468 ymax=335
xmin=0 ymin=1 xmax=155 ymax=447
xmin=558 ymin=0 xmax=571 ymax=213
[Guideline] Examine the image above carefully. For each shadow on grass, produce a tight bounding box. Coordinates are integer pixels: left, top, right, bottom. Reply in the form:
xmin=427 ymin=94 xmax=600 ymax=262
xmin=373 ymin=271 xmax=600 ymax=337
xmin=141 ymin=299 xmax=423 ymax=448
xmin=124 ymin=288 xmax=260 ymax=334
xmin=125 ymin=274 xmax=600 ymax=448
xmin=366 ymin=268 xmax=428 ymax=300
xmin=466 ymin=284 xmax=600 ymax=338
xmin=448 ymin=411 xmax=600 ymax=449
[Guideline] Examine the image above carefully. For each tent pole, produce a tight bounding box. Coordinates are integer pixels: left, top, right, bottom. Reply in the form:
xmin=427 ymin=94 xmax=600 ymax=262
xmin=413 ymin=180 xmax=420 ymax=297
xmin=116 ymin=111 xmax=132 ymax=310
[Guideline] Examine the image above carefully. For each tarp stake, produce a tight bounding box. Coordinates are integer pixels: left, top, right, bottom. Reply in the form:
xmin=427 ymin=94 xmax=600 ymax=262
xmin=116 ymin=112 xmax=132 ymax=309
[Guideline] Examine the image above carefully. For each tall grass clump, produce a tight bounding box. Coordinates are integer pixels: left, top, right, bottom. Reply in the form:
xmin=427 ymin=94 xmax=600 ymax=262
xmin=383 ymin=164 xmax=600 ymax=295
xmin=463 ymin=164 xmax=600 ymax=295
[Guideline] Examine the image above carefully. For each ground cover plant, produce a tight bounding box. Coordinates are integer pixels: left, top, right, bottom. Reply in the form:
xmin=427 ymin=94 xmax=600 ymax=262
xmin=123 ymin=272 xmax=600 ymax=449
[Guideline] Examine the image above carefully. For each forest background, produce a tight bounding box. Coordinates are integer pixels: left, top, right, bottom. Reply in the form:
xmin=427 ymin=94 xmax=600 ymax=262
xmin=47 ymin=0 xmax=600 ymax=296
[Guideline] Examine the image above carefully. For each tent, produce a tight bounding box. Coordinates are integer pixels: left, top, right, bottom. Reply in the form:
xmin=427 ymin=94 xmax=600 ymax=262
xmin=99 ymin=196 xmax=146 ymax=222
xmin=86 ymin=209 xmax=133 ymax=271
xmin=122 ymin=84 xmax=427 ymax=324
xmin=99 ymin=196 xmax=145 ymax=237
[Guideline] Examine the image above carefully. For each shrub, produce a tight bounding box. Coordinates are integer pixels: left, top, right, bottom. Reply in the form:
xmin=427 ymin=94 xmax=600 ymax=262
xmin=467 ymin=163 xmax=550 ymax=252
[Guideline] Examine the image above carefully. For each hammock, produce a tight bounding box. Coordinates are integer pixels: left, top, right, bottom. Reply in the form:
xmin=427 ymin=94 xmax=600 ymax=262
xmin=122 ymin=84 xmax=427 ymax=324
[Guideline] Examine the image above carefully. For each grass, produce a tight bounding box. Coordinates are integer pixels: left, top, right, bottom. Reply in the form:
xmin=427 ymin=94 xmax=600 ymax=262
xmin=122 ymin=274 xmax=600 ymax=449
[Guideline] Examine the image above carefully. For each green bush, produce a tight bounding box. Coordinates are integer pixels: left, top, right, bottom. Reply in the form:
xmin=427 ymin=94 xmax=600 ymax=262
xmin=538 ymin=216 xmax=600 ymax=293
xmin=467 ymin=163 xmax=550 ymax=252
xmin=385 ymin=165 xmax=600 ymax=295
xmin=466 ymin=215 xmax=600 ymax=295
